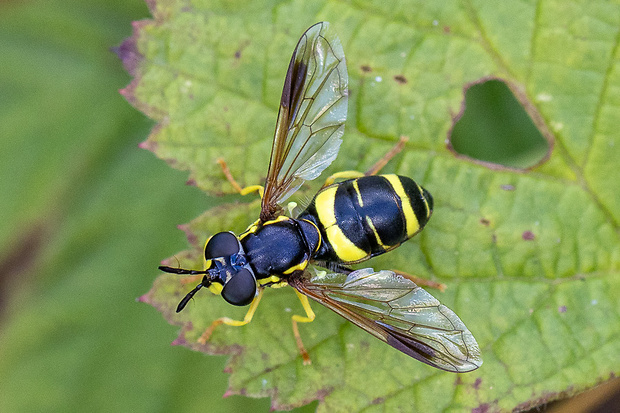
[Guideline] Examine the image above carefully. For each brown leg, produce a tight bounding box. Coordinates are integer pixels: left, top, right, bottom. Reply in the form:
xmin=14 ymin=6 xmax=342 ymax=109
xmin=216 ymin=158 xmax=264 ymax=197
xmin=364 ymin=135 xmax=409 ymax=176
xmin=321 ymin=136 xmax=410 ymax=187
xmin=392 ymin=269 xmax=446 ymax=292
xmin=291 ymin=318 xmax=311 ymax=365
xmin=291 ymin=290 xmax=316 ymax=365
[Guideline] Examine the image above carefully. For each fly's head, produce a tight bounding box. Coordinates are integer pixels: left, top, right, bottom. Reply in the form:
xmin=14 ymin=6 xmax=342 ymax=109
xmin=159 ymin=231 xmax=258 ymax=311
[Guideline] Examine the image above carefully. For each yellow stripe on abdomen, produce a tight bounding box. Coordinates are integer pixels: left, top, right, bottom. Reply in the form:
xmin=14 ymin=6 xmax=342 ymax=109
xmin=383 ymin=174 xmax=420 ymax=238
xmin=315 ymin=186 xmax=338 ymax=227
xmin=315 ymin=185 xmax=367 ymax=263
xmin=365 ymin=216 xmax=387 ymax=249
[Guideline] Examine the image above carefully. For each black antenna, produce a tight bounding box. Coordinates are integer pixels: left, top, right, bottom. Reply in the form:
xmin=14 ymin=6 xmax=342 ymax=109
xmin=158 ymin=266 xmax=208 ymax=275
xmin=176 ymin=283 xmax=203 ymax=312
xmin=158 ymin=266 xmax=218 ymax=312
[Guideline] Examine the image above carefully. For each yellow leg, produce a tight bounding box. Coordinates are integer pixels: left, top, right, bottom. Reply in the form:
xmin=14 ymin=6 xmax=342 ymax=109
xmin=216 ymin=158 xmax=264 ymax=198
xmin=322 ymin=170 xmax=365 ymax=187
xmin=197 ymin=288 xmax=264 ymax=344
xmin=291 ymin=290 xmax=316 ymax=365
xmin=392 ymin=269 xmax=446 ymax=292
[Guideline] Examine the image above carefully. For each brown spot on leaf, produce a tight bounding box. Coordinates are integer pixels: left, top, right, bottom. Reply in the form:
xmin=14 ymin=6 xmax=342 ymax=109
xmin=171 ymin=336 xmax=187 ymax=346
xmin=558 ymin=305 xmax=567 ymax=313
xmin=472 ymin=403 xmax=489 ymax=413
xmin=480 ymin=218 xmax=490 ymax=226
xmin=501 ymin=184 xmax=515 ymax=191
xmin=443 ymin=26 xmax=451 ymax=34
xmin=473 ymin=377 xmax=482 ymax=389
xmin=314 ymin=387 xmax=333 ymax=404
xmin=270 ymin=386 xmax=335 ymax=411
xmin=234 ymin=50 xmax=241 ymax=59
xmin=169 ymin=322 xmax=195 ymax=347
xmin=522 ymin=231 xmax=535 ymax=241
xmin=113 ymin=42 xmax=140 ymax=76
xmin=186 ymin=178 xmax=196 ymax=186
xmin=360 ymin=65 xmax=372 ymax=73
xmin=178 ymin=224 xmax=199 ymax=246
xmin=394 ymin=75 xmax=408 ymax=84
xmin=372 ymin=397 xmax=385 ymax=405
xmin=114 ymin=22 xmax=146 ymax=76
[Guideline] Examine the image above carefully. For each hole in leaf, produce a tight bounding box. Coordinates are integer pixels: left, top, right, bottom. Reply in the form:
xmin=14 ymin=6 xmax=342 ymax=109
xmin=449 ymin=79 xmax=550 ymax=169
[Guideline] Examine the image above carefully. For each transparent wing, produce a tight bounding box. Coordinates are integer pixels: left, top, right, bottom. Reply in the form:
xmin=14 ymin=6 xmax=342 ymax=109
xmin=289 ymin=268 xmax=483 ymax=372
xmin=261 ymin=22 xmax=348 ymax=221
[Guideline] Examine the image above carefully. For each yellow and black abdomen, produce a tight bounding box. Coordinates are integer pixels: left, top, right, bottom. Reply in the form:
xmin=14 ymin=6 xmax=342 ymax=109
xmin=299 ymin=174 xmax=433 ymax=264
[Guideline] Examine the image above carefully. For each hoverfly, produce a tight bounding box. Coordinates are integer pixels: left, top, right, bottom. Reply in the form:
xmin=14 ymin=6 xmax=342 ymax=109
xmin=160 ymin=22 xmax=482 ymax=372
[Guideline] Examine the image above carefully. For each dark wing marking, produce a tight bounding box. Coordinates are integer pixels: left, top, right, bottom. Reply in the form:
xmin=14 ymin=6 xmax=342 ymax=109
xmin=289 ymin=268 xmax=482 ymax=372
xmin=261 ymin=22 xmax=348 ymax=221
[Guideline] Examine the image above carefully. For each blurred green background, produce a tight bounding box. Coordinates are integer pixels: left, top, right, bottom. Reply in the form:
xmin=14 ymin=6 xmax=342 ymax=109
xmin=0 ymin=1 xmax=277 ymax=411
xmin=3 ymin=0 xmax=598 ymax=412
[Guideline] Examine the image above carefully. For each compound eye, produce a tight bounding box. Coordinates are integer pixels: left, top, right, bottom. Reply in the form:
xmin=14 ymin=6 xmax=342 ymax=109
xmin=221 ymin=269 xmax=257 ymax=306
xmin=205 ymin=232 xmax=240 ymax=259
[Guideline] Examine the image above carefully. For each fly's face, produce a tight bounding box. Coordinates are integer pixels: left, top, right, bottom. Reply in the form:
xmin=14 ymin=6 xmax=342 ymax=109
xmin=159 ymin=231 xmax=258 ymax=311
xmin=203 ymin=232 xmax=258 ymax=307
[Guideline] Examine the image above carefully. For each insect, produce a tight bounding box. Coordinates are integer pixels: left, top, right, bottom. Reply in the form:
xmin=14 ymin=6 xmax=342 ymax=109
xmin=159 ymin=22 xmax=482 ymax=372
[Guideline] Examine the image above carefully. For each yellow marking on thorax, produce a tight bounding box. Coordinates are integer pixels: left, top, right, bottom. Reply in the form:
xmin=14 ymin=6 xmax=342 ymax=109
xmin=239 ymin=219 xmax=262 ymax=240
xmin=258 ymin=275 xmax=288 ymax=288
xmin=240 ymin=216 xmax=289 ymax=241
xmin=315 ymin=186 xmax=367 ymax=263
xmin=383 ymin=174 xmax=420 ymax=238
xmin=263 ymin=215 xmax=290 ymax=226
xmin=283 ymin=260 xmax=308 ymax=274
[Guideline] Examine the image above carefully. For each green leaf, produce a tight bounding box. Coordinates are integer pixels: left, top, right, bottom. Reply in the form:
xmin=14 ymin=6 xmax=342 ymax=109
xmin=128 ymin=1 xmax=620 ymax=411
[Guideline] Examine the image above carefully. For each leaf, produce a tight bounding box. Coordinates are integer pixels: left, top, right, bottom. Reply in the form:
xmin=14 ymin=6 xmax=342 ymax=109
xmin=127 ymin=1 xmax=620 ymax=412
